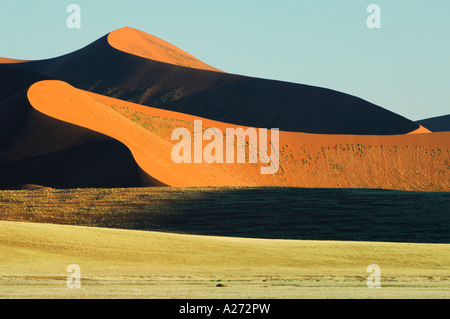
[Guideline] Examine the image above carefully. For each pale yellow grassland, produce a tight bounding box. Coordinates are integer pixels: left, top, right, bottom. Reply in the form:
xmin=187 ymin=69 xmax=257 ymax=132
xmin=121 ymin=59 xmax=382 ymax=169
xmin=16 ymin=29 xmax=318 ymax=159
xmin=0 ymin=221 xmax=449 ymax=299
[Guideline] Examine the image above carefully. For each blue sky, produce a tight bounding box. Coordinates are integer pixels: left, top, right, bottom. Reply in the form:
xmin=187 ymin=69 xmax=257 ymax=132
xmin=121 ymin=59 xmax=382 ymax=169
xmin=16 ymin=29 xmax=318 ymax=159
xmin=1 ymin=0 xmax=449 ymax=121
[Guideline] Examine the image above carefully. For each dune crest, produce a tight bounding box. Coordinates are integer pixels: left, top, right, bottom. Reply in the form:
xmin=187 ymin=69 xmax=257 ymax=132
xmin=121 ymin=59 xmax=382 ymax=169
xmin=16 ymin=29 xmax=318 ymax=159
xmin=107 ymin=26 xmax=222 ymax=72
xmin=407 ymin=125 xmax=432 ymax=134
xmin=0 ymin=57 xmax=27 ymax=63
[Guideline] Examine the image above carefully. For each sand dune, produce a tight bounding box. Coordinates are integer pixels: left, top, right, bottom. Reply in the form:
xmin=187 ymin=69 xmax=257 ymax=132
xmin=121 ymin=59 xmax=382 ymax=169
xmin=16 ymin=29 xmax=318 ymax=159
xmin=27 ymin=80 xmax=245 ymax=187
xmin=0 ymin=57 xmax=27 ymax=63
xmin=1 ymin=27 xmax=448 ymax=189
xmin=407 ymin=125 xmax=431 ymax=134
xmin=1 ymin=27 xmax=449 ymax=300
xmin=24 ymin=80 xmax=450 ymax=190
xmin=0 ymin=65 xmax=50 ymax=102
xmin=8 ymin=27 xmax=420 ymax=135
xmin=0 ymin=77 xmax=158 ymax=189
xmin=108 ymin=26 xmax=222 ymax=72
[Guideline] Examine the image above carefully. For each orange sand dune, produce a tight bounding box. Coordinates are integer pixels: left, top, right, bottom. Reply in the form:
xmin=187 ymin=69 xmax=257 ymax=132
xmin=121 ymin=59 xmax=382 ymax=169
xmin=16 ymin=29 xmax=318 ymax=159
xmin=28 ymin=80 xmax=450 ymax=191
xmin=0 ymin=57 xmax=27 ymax=63
xmin=107 ymin=26 xmax=222 ymax=72
xmin=28 ymin=80 xmax=241 ymax=187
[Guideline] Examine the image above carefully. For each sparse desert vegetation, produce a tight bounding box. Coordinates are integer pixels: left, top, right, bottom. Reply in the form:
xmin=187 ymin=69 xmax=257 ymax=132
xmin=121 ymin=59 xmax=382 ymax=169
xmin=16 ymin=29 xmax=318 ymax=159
xmin=1 ymin=187 xmax=449 ymax=243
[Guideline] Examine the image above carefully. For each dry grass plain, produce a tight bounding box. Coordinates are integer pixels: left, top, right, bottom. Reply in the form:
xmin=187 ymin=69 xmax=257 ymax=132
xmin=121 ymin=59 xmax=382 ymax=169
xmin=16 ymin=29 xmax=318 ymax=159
xmin=1 ymin=220 xmax=449 ymax=299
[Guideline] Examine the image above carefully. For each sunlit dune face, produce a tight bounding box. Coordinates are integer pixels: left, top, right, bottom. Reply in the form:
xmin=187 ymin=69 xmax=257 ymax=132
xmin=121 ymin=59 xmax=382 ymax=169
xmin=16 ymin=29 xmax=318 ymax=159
xmin=407 ymin=125 xmax=432 ymax=134
xmin=107 ymin=26 xmax=222 ymax=72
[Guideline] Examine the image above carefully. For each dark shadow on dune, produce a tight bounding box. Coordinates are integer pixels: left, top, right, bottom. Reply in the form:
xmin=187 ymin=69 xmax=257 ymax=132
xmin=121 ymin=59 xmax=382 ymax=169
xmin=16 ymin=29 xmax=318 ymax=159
xmin=0 ymin=65 xmax=51 ymax=101
xmin=417 ymin=114 xmax=450 ymax=132
xmin=125 ymin=187 xmax=450 ymax=244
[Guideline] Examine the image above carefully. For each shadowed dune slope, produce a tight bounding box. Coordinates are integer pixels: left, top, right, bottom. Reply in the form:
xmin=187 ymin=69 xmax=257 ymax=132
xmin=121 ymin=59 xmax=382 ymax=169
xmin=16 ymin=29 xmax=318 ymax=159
xmin=0 ymin=65 xmax=50 ymax=102
xmin=7 ymin=28 xmax=419 ymax=135
xmin=417 ymin=114 xmax=450 ymax=133
xmin=0 ymin=78 xmax=160 ymax=189
xmin=24 ymin=80 xmax=450 ymax=190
